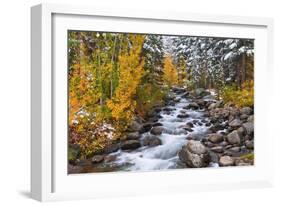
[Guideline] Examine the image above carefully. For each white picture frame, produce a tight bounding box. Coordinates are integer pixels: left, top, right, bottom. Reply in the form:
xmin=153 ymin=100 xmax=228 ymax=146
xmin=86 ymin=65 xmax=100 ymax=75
xmin=31 ymin=3 xmax=274 ymax=202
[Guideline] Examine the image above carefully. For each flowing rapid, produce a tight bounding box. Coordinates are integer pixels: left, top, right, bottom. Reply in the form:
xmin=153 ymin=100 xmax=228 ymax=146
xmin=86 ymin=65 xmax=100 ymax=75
xmin=106 ymin=90 xmax=211 ymax=171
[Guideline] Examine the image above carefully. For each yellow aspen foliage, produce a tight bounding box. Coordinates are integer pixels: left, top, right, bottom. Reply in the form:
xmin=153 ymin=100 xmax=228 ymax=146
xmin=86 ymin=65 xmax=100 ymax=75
xmin=163 ymin=56 xmax=178 ymax=87
xmin=107 ymin=34 xmax=145 ymax=127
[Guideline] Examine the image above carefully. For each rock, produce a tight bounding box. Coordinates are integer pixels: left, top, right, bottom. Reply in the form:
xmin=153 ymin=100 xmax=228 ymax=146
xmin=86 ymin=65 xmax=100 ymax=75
xmin=126 ymin=132 xmax=140 ymax=140
xmin=209 ymin=151 xmax=219 ymax=163
xmin=237 ymin=126 xmax=245 ymax=137
xmin=219 ymin=156 xmax=234 ymax=166
xmin=247 ymin=115 xmax=254 ymax=122
xmin=240 ymin=114 xmax=249 ymax=120
xmin=186 ymin=122 xmax=194 ymax=128
xmin=228 ymin=146 xmax=240 ymax=153
xmin=177 ymin=114 xmax=189 ymax=118
xmin=220 ymin=141 xmax=229 ymax=147
xmin=226 ymin=130 xmax=241 ymax=144
xmin=245 ymin=140 xmax=254 ymax=149
xmin=153 ymin=122 xmax=163 ymax=127
xmin=187 ymin=140 xmax=207 ymax=154
xmin=178 ymin=140 xmax=210 ymax=168
xmin=240 ymin=107 xmax=253 ymax=115
xmin=140 ymin=123 xmax=153 ymax=133
xmin=209 ymin=123 xmax=225 ymax=133
xmin=210 ymin=146 xmax=224 ymax=153
xmin=229 ymin=119 xmax=242 ymax=128
xmin=150 ymin=126 xmax=165 ymax=135
xmin=91 ymin=155 xmax=104 ymax=164
xmin=208 ymin=100 xmax=223 ymax=110
xmin=104 ymin=154 xmax=117 ymax=163
xmin=188 ymin=102 xmax=200 ymax=110
xmin=143 ymin=135 xmax=162 ymax=147
xmin=242 ymin=122 xmax=254 ymax=135
xmin=121 ymin=140 xmax=141 ymax=150
xmin=194 ymin=88 xmax=210 ymax=97
xmin=207 ymin=133 xmax=223 ymax=143
xmin=128 ymin=120 xmax=142 ymax=132
xmin=163 ymin=107 xmax=174 ymax=112
xmin=103 ymin=143 xmax=120 ymax=154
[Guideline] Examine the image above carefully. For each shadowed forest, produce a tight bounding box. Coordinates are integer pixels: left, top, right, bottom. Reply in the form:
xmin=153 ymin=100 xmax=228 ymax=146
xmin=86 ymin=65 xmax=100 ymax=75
xmin=68 ymin=31 xmax=254 ymax=173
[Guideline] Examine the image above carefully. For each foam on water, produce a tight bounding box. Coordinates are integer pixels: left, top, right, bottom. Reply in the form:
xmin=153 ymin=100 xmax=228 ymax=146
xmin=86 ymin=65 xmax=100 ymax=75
xmin=112 ymin=91 xmax=211 ymax=171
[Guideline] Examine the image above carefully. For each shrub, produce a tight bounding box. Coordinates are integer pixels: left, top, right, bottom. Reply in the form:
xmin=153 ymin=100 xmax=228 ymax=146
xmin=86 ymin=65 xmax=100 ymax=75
xmin=221 ymin=80 xmax=254 ymax=107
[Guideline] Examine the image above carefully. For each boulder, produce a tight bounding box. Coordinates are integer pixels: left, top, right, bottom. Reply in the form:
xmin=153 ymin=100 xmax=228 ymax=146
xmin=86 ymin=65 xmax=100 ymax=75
xmin=237 ymin=126 xmax=245 ymax=137
xmin=194 ymin=88 xmax=210 ymax=97
xmin=128 ymin=120 xmax=142 ymax=132
xmin=226 ymin=130 xmax=241 ymax=144
xmin=103 ymin=143 xmax=120 ymax=154
xmin=177 ymin=113 xmax=190 ymax=118
xmin=219 ymin=156 xmax=234 ymax=166
xmin=104 ymin=154 xmax=117 ymax=163
xmin=178 ymin=140 xmax=210 ymax=168
xmin=242 ymin=122 xmax=254 ymax=135
xmin=229 ymin=119 xmax=242 ymax=128
xmin=139 ymin=123 xmax=152 ymax=134
xmin=126 ymin=132 xmax=140 ymax=140
xmin=143 ymin=135 xmax=162 ymax=147
xmin=187 ymin=102 xmax=200 ymax=110
xmin=150 ymin=126 xmax=165 ymax=135
xmin=210 ymin=146 xmax=224 ymax=153
xmin=91 ymin=155 xmax=104 ymax=164
xmin=186 ymin=122 xmax=194 ymax=128
xmin=209 ymin=151 xmax=219 ymax=163
xmin=240 ymin=107 xmax=253 ymax=115
xmin=228 ymin=146 xmax=240 ymax=153
xmin=121 ymin=140 xmax=141 ymax=150
xmin=209 ymin=123 xmax=225 ymax=133
xmin=245 ymin=140 xmax=254 ymax=149
xmin=247 ymin=115 xmax=254 ymax=122
xmin=153 ymin=122 xmax=163 ymax=127
xmin=187 ymin=140 xmax=207 ymax=154
xmin=207 ymin=133 xmax=223 ymax=143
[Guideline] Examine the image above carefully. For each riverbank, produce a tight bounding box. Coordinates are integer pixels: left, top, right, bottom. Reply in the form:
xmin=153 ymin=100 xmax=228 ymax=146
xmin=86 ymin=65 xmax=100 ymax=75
xmin=69 ymin=87 xmax=254 ymax=174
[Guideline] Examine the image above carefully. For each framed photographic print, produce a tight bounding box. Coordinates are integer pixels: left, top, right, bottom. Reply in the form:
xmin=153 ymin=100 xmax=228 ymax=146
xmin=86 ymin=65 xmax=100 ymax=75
xmin=31 ymin=3 xmax=274 ymax=201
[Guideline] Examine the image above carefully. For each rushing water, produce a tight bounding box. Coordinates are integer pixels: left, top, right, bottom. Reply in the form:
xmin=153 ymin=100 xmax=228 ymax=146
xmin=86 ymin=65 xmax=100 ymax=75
xmin=99 ymin=91 xmax=212 ymax=172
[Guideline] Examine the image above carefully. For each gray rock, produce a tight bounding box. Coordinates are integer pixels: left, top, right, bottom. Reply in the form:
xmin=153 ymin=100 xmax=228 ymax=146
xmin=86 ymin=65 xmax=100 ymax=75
xmin=187 ymin=140 xmax=207 ymax=154
xmin=129 ymin=120 xmax=142 ymax=132
xmin=228 ymin=146 xmax=240 ymax=153
xmin=194 ymin=88 xmax=210 ymax=97
xmin=150 ymin=126 xmax=165 ymax=135
xmin=121 ymin=140 xmax=141 ymax=150
xmin=188 ymin=102 xmax=200 ymax=110
xmin=140 ymin=122 xmax=153 ymax=133
xmin=245 ymin=140 xmax=254 ymax=149
xmin=242 ymin=122 xmax=254 ymax=135
xmin=209 ymin=151 xmax=219 ymax=163
xmin=104 ymin=154 xmax=117 ymax=163
xmin=237 ymin=126 xmax=245 ymax=137
xmin=91 ymin=155 xmax=104 ymax=164
xmin=153 ymin=122 xmax=163 ymax=127
xmin=229 ymin=119 xmax=242 ymax=127
xmin=247 ymin=115 xmax=254 ymax=122
xmin=240 ymin=107 xmax=253 ymax=115
xmin=126 ymin=132 xmax=140 ymax=140
xmin=240 ymin=114 xmax=249 ymax=120
xmin=226 ymin=130 xmax=241 ymax=144
xmin=219 ymin=156 xmax=234 ymax=166
xmin=207 ymin=133 xmax=223 ymax=143
xmin=210 ymin=146 xmax=224 ymax=153
xmin=177 ymin=114 xmax=190 ymax=118
xmin=143 ymin=135 xmax=162 ymax=147
xmin=178 ymin=141 xmax=210 ymax=168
